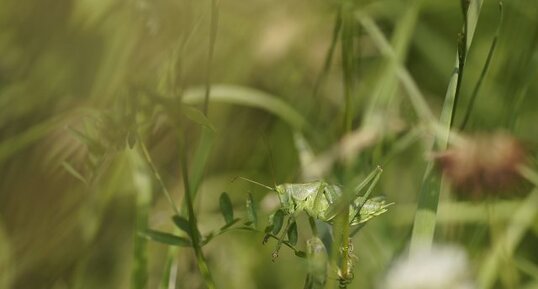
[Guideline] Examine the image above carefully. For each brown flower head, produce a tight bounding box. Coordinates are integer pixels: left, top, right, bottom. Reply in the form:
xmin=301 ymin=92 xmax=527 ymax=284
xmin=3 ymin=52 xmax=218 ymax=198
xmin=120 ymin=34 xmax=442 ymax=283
xmin=435 ymin=132 xmax=527 ymax=198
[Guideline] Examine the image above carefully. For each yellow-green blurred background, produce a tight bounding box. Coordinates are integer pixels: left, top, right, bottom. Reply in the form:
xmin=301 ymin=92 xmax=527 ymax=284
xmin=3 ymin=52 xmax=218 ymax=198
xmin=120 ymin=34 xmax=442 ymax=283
xmin=1 ymin=0 xmax=538 ymax=288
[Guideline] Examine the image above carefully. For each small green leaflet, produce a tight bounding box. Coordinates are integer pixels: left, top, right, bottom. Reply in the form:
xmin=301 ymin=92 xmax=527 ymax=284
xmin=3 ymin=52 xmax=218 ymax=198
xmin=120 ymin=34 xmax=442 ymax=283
xmin=172 ymin=215 xmax=198 ymax=240
xmin=287 ymin=221 xmax=298 ymax=246
xmin=180 ymin=105 xmax=215 ymax=131
xmin=219 ymin=192 xmax=234 ymax=224
xmin=271 ymin=210 xmax=285 ymax=235
xmin=245 ymin=193 xmax=258 ymax=228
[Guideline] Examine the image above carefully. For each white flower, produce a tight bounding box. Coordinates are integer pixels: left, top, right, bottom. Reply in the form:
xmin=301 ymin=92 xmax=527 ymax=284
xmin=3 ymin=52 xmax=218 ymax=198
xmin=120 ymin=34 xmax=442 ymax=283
xmin=381 ymin=245 xmax=476 ymax=289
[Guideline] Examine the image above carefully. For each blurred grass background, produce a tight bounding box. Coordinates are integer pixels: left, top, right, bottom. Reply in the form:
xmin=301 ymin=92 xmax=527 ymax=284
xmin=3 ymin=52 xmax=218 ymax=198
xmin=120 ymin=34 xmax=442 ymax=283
xmin=0 ymin=0 xmax=537 ymax=288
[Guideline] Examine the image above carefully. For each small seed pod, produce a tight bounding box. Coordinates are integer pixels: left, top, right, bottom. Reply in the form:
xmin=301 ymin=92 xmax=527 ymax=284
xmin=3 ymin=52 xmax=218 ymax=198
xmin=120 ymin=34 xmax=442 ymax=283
xmin=434 ymin=132 xmax=527 ymax=199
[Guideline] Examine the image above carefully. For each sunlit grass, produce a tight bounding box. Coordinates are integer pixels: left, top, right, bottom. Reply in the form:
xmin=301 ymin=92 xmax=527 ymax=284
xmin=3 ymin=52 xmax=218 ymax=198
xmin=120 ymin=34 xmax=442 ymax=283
xmin=0 ymin=0 xmax=537 ymax=289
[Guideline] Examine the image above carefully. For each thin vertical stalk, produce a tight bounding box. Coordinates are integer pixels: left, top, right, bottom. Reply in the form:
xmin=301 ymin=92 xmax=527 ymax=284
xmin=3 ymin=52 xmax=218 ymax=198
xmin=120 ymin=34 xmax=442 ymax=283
xmin=410 ymin=0 xmax=483 ymax=254
xmin=312 ymin=10 xmax=342 ymax=99
xmin=179 ymin=135 xmax=216 ymax=289
xmin=138 ymin=135 xmax=180 ymax=215
xmin=341 ymin=3 xmax=356 ymax=134
xmin=332 ymin=2 xmax=356 ymax=288
xmin=203 ymin=0 xmax=219 ymax=115
xmin=130 ymin=149 xmax=152 ymax=289
xmin=460 ymin=1 xmax=503 ymax=130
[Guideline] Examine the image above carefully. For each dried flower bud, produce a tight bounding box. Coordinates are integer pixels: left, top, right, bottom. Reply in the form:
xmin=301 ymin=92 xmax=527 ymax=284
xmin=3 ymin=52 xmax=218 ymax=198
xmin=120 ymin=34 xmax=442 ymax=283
xmin=434 ymin=132 xmax=526 ymax=198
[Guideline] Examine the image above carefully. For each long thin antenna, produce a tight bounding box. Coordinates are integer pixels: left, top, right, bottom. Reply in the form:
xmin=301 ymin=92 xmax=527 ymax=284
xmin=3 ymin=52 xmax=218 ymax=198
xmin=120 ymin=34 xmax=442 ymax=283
xmin=233 ymin=176 xmax=275 ymax=191
xmin=263 ymin=136 xmax=277 ymax=188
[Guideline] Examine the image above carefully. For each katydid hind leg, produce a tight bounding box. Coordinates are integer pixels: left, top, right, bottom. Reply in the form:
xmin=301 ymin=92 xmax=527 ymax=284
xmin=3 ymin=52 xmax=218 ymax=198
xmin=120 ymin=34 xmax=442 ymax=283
xmin=312 ymin=181 xmax=328 ymax=214
xmin=351 ymin=166 xmax=383 ymax=224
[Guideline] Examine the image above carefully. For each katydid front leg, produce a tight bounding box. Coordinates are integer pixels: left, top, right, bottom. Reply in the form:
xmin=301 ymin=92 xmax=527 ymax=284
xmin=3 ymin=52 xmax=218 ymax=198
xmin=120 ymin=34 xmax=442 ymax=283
xmin=272 ymin=216 xmax=295 ymax=261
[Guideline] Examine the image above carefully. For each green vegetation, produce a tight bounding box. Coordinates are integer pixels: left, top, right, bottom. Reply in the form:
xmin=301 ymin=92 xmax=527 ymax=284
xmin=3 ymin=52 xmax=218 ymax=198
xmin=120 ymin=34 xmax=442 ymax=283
xmin=1 ymin=0 xmax=537 ymax=289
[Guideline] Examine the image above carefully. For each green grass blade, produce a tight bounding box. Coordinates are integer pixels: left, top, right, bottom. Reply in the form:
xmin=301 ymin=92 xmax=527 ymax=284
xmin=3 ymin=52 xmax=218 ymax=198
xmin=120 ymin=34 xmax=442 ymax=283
xmin=183 ymin=84 xmax=308 ymax=131
xmin=0 ymin=115 xmax=62 ymax=164
xmin=460 ymin=1 xmax=503 ymax=130
xmin=62 ymin=161 xmax=89 ymax=185
xmin=364 ymin=1 xmax=423 ymax=120
xmin=312 ymin=9 xmax=342 ymax=99
xmin=129 ymin=149 xmax=153 ymax=289
xmin=410 ymin=0 xmax=484 ymax=253
xmin=189 ymin=127 xmax=215 ymax=199
xmin=478 ymin=188 xmax=538 ymax=289
xmin=179 ymin=135 xmax=216 ymax=289
xmin=203 ymin=0 xmax=219 ymax=114
xmin=357 ymin=13 xmax=436 ymax=124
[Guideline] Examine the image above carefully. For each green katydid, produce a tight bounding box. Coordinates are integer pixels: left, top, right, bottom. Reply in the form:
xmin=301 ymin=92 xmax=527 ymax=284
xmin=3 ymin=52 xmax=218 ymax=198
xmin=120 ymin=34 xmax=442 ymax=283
xmin=237 ymin=166 xmax=392 ymax=260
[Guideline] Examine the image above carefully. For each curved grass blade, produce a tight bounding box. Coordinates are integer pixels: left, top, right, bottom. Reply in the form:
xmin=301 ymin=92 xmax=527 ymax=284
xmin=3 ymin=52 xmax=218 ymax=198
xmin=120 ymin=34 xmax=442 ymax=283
xmin=62 ymin=161 xmax=88 ymax=185
xmin=183 ymin=85 xmax=308 ymax=131
xmin=460 ymin=1 xmax=503 ymax=130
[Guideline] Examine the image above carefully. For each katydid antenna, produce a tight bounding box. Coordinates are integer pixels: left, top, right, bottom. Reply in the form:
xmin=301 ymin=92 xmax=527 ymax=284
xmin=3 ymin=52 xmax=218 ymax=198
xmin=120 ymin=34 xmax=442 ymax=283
xmin=262 ymin=135 xmax=278 ymax=189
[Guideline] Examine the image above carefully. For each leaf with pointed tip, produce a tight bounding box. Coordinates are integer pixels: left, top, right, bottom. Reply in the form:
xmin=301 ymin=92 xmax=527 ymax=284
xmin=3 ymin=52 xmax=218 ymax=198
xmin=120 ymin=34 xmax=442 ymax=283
xmin=271 ymin=210 xmax=285 ymax=235
xmin=246 ymin=193 xmax=258 ymax=228
xmin=172 ymin=215 xmax=196 ymax=239
xmin=287 ymin=221 xmax=298 ymax=246
xmin=140 ymin=230 xmax=191 ymax=247
xmin=127 ymin=130 xmax=137 ymax=149
xmin=219 ymin=192 xmax=234 ymax=224
xmin=62 ymin=161 xmax=88 ymax=185
xmin=180 ymin=105 xmax=215 ymax=131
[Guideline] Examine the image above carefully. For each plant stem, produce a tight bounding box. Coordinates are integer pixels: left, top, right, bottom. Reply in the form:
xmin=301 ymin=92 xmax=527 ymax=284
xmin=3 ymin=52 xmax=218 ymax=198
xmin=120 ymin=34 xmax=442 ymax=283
xmin=204 ymin=0 xmax=219 ymax=115
xmin=334 ymin=2 xmax=356 ymax=287
xmin=341 ymin=3 xmax=355 ymax=135
xmin=179 ymin=135 xmax=216 ymax=289
xmin=138 ymin=134 xmax=180 ymax=215
xmin=460 ymin=1 xmax=503 ymax=130
xmin=312 ymin=9 xmax=342 ymax=100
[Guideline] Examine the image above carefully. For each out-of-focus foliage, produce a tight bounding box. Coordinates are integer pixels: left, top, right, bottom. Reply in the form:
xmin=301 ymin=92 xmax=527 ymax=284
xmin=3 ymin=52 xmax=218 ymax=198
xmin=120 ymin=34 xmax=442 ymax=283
xmin=1 ymin=0 xmax=537 ymax=289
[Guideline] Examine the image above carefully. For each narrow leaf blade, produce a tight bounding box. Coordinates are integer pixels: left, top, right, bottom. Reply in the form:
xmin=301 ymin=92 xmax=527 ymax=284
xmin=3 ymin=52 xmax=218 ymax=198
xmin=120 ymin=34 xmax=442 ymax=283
xmin=287 ymin=221 xmax=298 ymax=246
xmin=141 ymin=229 xmax=191 ymax=247
xmin=246 ymin=193 xmax=258 ymax=228
xmin=219 ymin=192 xmax=234 ymax=224
xmin=271 ymin=210 xmax=285 ymax=235
xmin=180 ymin=105 xmax=216 ymax=131
xmin=172 ymin=215 xmax=195 ymax=239
xmin=62 ymin=161 xmax=88 ymax=185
